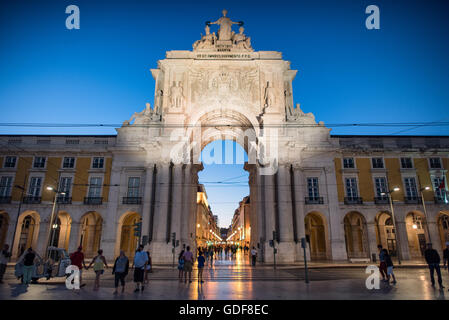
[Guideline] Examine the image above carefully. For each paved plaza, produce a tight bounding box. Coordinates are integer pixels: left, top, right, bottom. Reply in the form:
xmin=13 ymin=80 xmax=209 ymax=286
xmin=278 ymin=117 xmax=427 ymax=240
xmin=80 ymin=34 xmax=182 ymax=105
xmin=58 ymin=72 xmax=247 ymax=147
xmin=1 ymin=253 xmax=448 ymax=300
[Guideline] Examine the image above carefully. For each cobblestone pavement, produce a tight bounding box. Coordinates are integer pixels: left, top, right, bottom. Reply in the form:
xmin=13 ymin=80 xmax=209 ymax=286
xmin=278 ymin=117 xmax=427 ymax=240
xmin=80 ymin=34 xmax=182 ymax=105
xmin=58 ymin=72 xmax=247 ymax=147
xmin=1 ymin=254 xmax=448 ymax=300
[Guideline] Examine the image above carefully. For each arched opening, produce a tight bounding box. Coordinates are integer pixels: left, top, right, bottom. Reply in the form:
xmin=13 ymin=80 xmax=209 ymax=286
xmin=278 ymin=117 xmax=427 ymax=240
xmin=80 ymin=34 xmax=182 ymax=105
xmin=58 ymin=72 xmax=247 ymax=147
xmin=0 ymin=211 xmax=9 ymax=249
xmin=438 ymin=211 xmax=449 ymax=249
xmin=15 ymin=211 xmax=41 ymax=258
xmin=375 ymin=211 xmax=397 ymax=257
xmin=304 ymin=211 xmax=328 ymax=260
xmin=118 ymin=212 xmax=141 ymax=259
xmin=197 ymin=139 xmax=251 ymax=263
xmin=405 ymin=211 xmax=428 ymax=258
xmin=49 ymin=211 xmax=72 ymax=251
xmin=344 ymin=211 xmax=369 ymax=259
xmin=79 ymin=211 xmax=103 ymax=258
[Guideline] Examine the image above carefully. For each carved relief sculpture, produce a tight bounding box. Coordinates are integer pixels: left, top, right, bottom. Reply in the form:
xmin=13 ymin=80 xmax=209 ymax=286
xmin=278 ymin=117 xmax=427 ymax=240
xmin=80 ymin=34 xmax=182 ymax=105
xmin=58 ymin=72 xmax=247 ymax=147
xmin=264 ymin=81 xmax=276 ymax=108
xmin=169 ymin=81 xmax=184 ymax=109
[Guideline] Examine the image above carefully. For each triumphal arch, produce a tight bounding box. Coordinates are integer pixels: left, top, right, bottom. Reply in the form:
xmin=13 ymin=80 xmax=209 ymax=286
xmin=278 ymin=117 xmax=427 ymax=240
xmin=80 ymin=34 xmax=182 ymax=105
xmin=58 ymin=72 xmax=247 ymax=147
xmin=110 ymin=10 xmax=343 ymax=263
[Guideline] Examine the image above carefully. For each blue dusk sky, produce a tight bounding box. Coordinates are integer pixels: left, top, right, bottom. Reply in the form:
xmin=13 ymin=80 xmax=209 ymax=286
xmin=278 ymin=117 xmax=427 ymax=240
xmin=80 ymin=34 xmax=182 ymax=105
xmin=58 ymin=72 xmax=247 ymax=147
xmin=1 ymin=0 xmax=449 ymax=227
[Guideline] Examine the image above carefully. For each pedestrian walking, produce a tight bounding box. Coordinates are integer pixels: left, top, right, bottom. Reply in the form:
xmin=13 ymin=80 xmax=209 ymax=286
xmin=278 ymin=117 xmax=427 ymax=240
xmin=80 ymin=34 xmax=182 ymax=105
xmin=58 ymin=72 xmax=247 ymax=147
xmin=0 ymin=244 xmax=11 ymax=284
xmin=424 ymin=243 xmax=445 ymax=289
xmin=197 ymin=251 xmax=205 ymax=283
xmin=87 ymin=249 xmax=108 ymax=291
xmin=209 ymin=248 xmax=214 ymax=265
xmin=377 ymin=245 xmax=388 ymax=281
xmin=250 ymin=246 xmax=257 ymax=267
xmin=21 ymin=247 xmax=36 ymax=285
xmin=69 ymin=246 xmax=87 ymax=288
xmin=383 ymin=249 xmax=397 ymax=284
xmin=183 ymin=246 xmax=194 ymax=283
xmin=178 ymin=249 xmax=185 ymax=281
xmin=112 ymin=250 xmax=129 ymax=294
xmin=133 ymin=245 xmax=148 ymax=292
xmin=144 ymin=251 xmax=152 ymax=284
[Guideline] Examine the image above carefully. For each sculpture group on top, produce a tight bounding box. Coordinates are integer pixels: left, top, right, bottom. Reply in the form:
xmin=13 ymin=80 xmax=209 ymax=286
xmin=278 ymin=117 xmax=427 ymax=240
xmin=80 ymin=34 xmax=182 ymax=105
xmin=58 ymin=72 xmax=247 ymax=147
xmin=193 ymin=10 xmax=253 ymax=52
xmin=123 ymin=102 xmax=161 ymax=126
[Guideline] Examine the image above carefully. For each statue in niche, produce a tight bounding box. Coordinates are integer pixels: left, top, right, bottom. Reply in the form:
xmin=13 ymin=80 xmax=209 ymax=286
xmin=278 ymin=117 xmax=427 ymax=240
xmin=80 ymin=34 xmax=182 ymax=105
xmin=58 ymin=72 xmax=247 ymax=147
xmin=155 ymin=89 xmax=163 ymax=115
xmin=123 ymin=102 xmax=160 ymax=126
xmin=264 ymin=81 xmax=276 ymax=108
xmin=284 ymin=85 xmax=293 ymax=117
xmin=209 ymin=9 xmax=242 ymax=41
xmin=169 ymin=81 xmax=184 ymax=108
xmin=193 ymin=25 xmax=216 ymax=50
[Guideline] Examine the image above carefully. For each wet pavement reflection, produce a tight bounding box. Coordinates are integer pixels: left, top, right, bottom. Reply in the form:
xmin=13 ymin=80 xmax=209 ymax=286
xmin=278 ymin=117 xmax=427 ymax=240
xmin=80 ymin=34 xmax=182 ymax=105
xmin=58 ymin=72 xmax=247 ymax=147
xmin=1 ymin=251 xmax=448 ymax=300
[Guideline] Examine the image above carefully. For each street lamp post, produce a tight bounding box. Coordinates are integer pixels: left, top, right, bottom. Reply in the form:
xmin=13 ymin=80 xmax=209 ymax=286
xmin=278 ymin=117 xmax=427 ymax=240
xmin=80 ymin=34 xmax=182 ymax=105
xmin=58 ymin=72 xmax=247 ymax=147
xmin=45 ymin=186 xmax=65 ymax=258
xmin=381 ymin=187 xmax=401 ymax=265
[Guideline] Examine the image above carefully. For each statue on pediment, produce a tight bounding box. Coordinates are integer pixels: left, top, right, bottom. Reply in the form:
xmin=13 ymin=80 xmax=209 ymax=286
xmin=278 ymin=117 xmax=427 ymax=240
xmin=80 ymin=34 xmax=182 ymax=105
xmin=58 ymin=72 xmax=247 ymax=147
xmin=193 ymin=25 xmax=217 ymax=50
xmin=232 ymin=27 xmax=253 ymax=51
xmin=209 ymin=9 xmax=242 ymax=41
xmin=123 ymin=102 xmax=161 ymax=126
xmin=286 ymin=103 xmax=317 ymax=124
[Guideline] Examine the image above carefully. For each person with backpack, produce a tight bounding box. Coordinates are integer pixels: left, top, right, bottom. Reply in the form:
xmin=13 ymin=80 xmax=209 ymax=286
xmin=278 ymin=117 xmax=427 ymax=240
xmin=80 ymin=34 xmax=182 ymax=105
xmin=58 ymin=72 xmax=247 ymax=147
xmin=112 ymin=250 xmax=129 ymax=294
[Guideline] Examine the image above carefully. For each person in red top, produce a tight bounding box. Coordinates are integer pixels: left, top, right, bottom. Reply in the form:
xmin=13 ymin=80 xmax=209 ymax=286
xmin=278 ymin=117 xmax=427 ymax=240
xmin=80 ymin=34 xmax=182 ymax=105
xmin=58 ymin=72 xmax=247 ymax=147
xmin=70 ymin=246 xmax=87 ymax=288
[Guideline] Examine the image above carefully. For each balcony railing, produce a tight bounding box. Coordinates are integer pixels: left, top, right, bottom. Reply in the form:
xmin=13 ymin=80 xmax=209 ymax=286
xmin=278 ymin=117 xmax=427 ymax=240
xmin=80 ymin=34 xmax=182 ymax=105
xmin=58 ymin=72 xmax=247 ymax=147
xmin=404 ymin=196 xmax=421 ymax=204
xmin=374 ymin=196 xmax=389 ymax=204
xmin=56 ymin=196 xmax=72 ymax=204
xmin=22 ymin=196 xmax=41 ymax=204
xmin=122 ymin=197 xmax=142 ymax=205
xmin=434 ymin=196 xmax=448 ymax=204
xmin=0 ymin=196 xmax=11 ymax=204
xmin=305 ymin=196 xmax=324 ymax=204
xmin=84 ymin=197 xmax=103 ymax=205
xmin=344 ymin=197 xmax=363 ymax=205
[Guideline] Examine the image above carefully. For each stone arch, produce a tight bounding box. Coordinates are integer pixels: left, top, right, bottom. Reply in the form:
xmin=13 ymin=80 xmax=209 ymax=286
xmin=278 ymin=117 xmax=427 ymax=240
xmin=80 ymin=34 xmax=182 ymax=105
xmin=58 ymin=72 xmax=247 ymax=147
xmin=13 ymin=210 xmax=41 ymax=258
xmin=79 ymin=211 xmax=103 ymax=258
xmin=304 ymin=211 xmax=329 ymax=260
xmin=343 ymin=211 xmax=369 ymax=259
xmin=405 ymin=210 xmax=428 ymax=258
xmin=437 ymin=210 xmax=449 ymax=249
xmin=0 ymin=211 xmax=9 ymax=249
xmin=49 ymin=211 xmax=72 ymax=251
xmin=375 ymin=211 xmax=397 ymax=257
xmin=116 ymin=211 xmax=141 ymax=259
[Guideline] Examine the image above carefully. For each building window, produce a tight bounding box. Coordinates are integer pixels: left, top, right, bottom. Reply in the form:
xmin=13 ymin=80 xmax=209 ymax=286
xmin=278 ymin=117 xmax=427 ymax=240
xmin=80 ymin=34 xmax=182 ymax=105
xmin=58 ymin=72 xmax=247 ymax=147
xmin=127 ymin=177 xmax=140 ymax=197
xmin=29 ymin=177 xmax=42 ymax=197
xmin=88 ymin=177 xmax=102 ymax=197
xmin=4 ymin=156 xmax=17 ymax=168
xmin=433 ymin=177 xmax=445 ymax=200
xmin=0 ymin=176 xmax=13 ymax=197
xmin=62 ymin=157 xmax=75 ymax=169
xmin=92 ymin=157 xmax=104 ymax=169
xmin=345 ymin=178 xmax=358 ymax=198
xmin=400 ymin=157 xmax=413 ymax=169
xmin=33 ymin=157 xmax=46 ymax=168
xmin=429 ymin=158 xmax=442 ymax=169
xmin=372 ymin=157 xmax=384 ymax=169
xmin=59 ymin=177 xmax=72 ymax=196
xmin=404 ymin=177 xmax=418 ymax=198
xmin=307 ymin=177 xmax=319 ymax=199
xmin=343 ymin=158 xmax=355 ymax=169
xmin=374 ymin=177 xmax=388 ymax=197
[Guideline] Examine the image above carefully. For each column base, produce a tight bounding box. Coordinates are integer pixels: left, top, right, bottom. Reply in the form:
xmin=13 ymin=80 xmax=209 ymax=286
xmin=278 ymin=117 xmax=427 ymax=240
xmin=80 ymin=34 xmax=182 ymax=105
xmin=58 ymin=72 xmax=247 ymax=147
xmin=150 ymin=241 xmax=177 ymax=264
xmin=263 ymin=241 xmax=296 ymax=264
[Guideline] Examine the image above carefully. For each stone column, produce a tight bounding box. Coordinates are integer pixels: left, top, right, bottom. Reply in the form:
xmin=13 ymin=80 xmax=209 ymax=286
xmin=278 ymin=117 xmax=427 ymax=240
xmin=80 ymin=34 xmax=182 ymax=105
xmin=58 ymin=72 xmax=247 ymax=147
xmin=244 ymin=163 xmax=258 ymax=251
xmin=141 ymin=164 xmax=155 ymax=250
xmin=256 ymin=166 xmax=266 ymax=262
xmin=325 ymin=166 xmax=347 ymax=261
xmin=188 ymin=164 xmax=202 ymax=255
xmin=101 ymin=167 xmax=121 ymax=260
xmin=293 ymin=166 xmax=308 ymax=261
xmin=36 ymin=219 xmax=50 ymax=256
xmin=428 ymin=221 xmax=443 ymax=252
xmin=170 ymin=164 xmax=183 ymax=253
xmin=395 ymin=220 xmax=411 ymax=261
xmin=276 ymin=164 xmax=295 ymax=263
xmin=181 ymin=164 xmax=191 ymax=246
xmin=151 ymin=163 xmax=171 ymax=262
xmin=366 ymin=222 xmax=379 ymax=261
xmin=263 ymin=173 xmax=276 ymax=263
xmin=68 ymin=222 xmax=82 ymax=254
